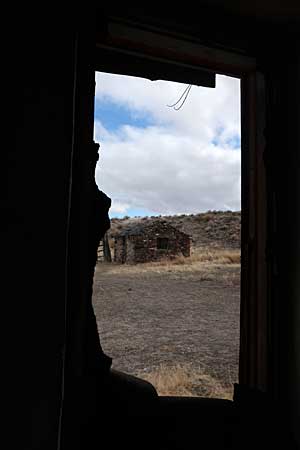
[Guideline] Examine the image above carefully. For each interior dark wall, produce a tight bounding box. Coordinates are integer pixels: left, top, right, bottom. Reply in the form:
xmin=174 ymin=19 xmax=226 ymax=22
xmin=265 ymin=47 xmax=300 ymax=444
xmin=6 ymin=7 xmax=299 ymax=450
xmin=7 ymin=22 xmax=77 ymax=449
xmin=285 ymin=54 xmax=300 ymax=446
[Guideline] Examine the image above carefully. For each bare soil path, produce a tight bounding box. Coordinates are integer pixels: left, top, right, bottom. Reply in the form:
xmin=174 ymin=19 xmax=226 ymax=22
xmin=92 ymin=261 xmax=240 ymax=392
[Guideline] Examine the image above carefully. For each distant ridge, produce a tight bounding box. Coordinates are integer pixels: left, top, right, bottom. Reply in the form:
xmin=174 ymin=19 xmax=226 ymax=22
xmin=109 ymin=211 xmax=240 ymax=249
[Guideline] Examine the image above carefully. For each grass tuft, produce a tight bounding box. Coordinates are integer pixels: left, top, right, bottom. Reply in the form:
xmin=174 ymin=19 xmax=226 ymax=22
xmin=138 ymin=364 xmax=233 ymax=400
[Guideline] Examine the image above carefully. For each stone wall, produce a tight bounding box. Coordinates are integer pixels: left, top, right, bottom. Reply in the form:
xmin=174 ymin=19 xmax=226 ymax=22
xmin=114 ymin=236 xmax=126 ymax=263
xmin=114 ymin=223 xmax=190 ymax=263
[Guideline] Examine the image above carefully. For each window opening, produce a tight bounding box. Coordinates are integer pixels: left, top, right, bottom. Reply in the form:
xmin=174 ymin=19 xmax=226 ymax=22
xmin=92 ymin=71 xmax=241 ymax=400
xmin=157 ymin=237 xmax=169 ymax=250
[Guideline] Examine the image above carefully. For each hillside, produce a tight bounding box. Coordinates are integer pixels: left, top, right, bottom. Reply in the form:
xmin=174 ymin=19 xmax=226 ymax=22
xmin=108 ymin=210 xmax=240 ymax=249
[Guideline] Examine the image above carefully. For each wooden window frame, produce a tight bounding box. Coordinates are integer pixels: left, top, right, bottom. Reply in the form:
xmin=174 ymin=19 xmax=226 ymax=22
xmin=70 ymin=22 xmax=269 ymax=393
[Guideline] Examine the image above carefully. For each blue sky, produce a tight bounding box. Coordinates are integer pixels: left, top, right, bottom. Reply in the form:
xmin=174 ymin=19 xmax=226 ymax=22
xmin=94 ymin=73 xmax=241 ymax=218
xmin=95 ymin=99 xmax=154 ymax=132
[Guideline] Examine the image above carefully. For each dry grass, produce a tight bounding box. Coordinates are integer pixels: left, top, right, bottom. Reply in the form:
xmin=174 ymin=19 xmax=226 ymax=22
xmin=160 ymin=248 xmax=240 ymax=266
xmin=97 ymin=247 xmax=240 ymax=277
xmin=138 ymin=364 xmax=233 ymax=400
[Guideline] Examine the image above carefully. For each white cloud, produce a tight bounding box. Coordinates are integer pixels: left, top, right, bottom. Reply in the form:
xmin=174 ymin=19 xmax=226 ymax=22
xmin=94 ymin=73 xmax=241 ymax=216
xmin=109 ymin=200 xmax=131 ymax=216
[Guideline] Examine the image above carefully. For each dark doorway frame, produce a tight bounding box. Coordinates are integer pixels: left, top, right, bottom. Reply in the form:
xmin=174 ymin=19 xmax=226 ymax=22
xmin=94 ymin=19 xmax=269 ymax=392
xmin=67 ymin=19 xmax=269 ymax=401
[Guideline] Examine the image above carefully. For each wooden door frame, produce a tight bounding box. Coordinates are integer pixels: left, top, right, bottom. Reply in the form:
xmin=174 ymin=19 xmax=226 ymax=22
xmin=68 ymin=19 xmax=270 ymax=395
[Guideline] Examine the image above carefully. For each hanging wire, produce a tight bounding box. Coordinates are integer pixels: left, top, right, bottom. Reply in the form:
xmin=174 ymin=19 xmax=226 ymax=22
xmin=167 ymin=84 xmax=193 ymax=110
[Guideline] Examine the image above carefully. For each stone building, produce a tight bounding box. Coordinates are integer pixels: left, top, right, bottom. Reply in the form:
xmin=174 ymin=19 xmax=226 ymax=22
xmin=114 ymin=220 xmax=191 ymax=263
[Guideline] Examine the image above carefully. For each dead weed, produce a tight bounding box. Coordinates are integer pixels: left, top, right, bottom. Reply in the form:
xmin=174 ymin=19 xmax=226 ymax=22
xmin=138 ymin=364 xmax=233 ymax=400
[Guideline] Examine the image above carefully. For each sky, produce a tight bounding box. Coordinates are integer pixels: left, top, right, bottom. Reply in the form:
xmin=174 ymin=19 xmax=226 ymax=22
xmin=94 ymin=72 xmax=241 ymax=218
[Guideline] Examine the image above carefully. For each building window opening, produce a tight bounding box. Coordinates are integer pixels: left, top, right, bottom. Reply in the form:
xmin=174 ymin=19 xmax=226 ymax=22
xmin=92 ymin=71 xmax=241 ymax=400
xmin=157 ymin=237 xmax=169 ymax=250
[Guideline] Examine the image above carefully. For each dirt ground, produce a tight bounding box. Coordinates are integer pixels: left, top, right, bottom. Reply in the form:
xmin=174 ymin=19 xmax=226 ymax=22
xmin=92 ymin=258 xmax=240 ymax=397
